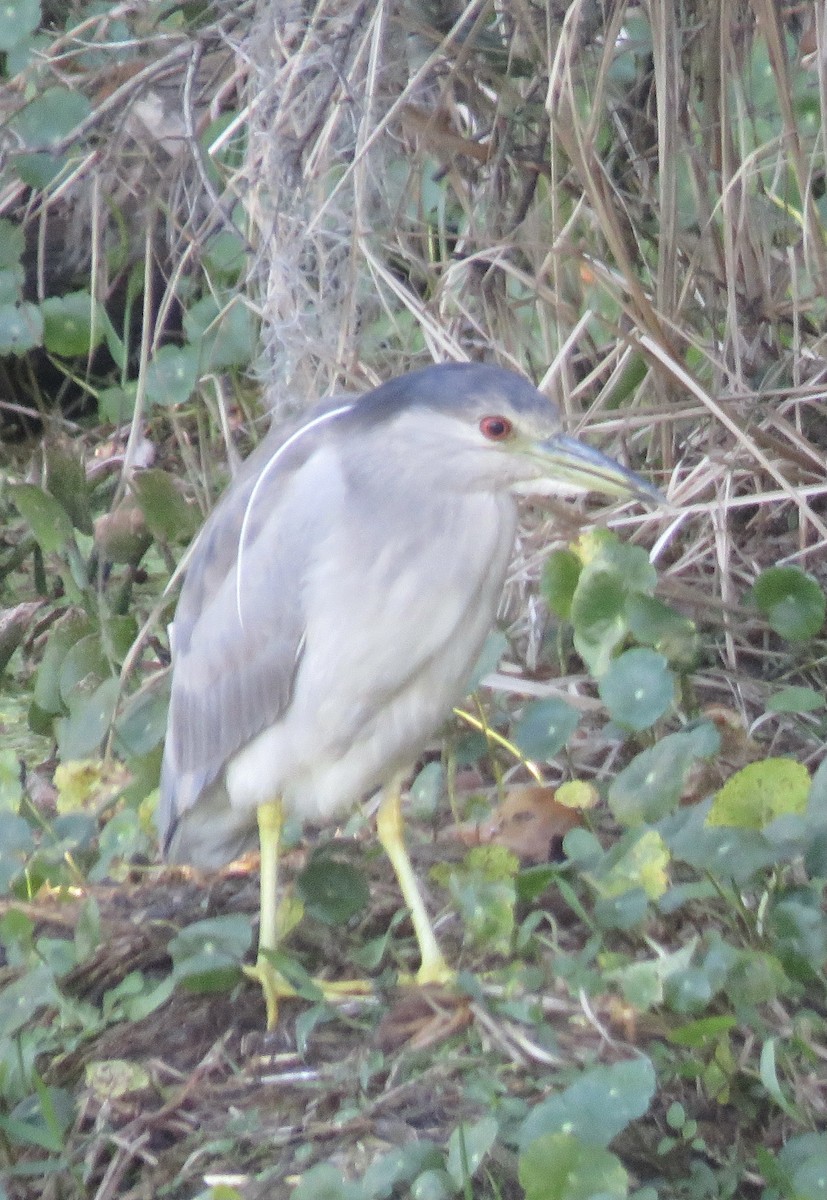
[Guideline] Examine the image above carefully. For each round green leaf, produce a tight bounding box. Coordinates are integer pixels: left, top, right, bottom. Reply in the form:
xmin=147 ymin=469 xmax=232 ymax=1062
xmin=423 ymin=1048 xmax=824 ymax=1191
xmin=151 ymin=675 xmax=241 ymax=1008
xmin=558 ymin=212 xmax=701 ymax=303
xmin=518 ymin=1056 xmax=656 ymax=1151
xmin=114 ymin=688 xmax=168 ymax=758
xmin=9 ymin=86 xmax=91 ymax=150
xmin=169 ymin=913 xmax=252 ymax=993
xmin=0 ymin=0 xmax=40 ymax=52
xmin=467 ymin=628 xmax=508 ymax=690
xmin=519 ymin=1133 xmax=628 ymax=1200
xmin=42 ymin=291 xmax=104 ymax=358
xmin=513 ymin=697 xmax=580 ymax=759
xmin=707 ymin=758 xmax=810 ymax=829
xmin=598 ymin=648 xmax=675 ymax=731
xmin=32 ymin=614 xmax=92 ymax=715
xmin=625 ymin=592 xmax=698 ymax=666
xmin=144 ymin=344 xmax=200 ymax=408
xmin=291 ymin=1163 xmax=364 ymax=1200
xmin=752 ymin=566 xmax=826 ymax=642
xmin=55 ymin=677 xmax=120 ymax=761
xmin=183 ymin=294 xmax=256 ymax=371
xmin=297 ymin=853 xmax=369 ymax=925
xmin=0 ymin=301 xmax=42 ymax=355
xmin=608 ymin=724 xmax=720 ymax=825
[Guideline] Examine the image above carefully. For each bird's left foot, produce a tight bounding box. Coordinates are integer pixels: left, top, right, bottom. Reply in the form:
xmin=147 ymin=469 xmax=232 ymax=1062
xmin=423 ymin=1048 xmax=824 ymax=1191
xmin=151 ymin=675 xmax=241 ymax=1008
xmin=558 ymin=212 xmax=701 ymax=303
xmin=243 ymin=956 xmax=297 ymax=1030
xmin=244 ymin=957 xmax=376 ymax=1028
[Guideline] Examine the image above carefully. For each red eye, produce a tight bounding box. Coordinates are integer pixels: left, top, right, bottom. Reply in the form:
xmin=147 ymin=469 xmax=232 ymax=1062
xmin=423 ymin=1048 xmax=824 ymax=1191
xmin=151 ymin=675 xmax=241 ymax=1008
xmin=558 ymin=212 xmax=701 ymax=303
xmin=480 ymin=415 xmax=513 ymax=441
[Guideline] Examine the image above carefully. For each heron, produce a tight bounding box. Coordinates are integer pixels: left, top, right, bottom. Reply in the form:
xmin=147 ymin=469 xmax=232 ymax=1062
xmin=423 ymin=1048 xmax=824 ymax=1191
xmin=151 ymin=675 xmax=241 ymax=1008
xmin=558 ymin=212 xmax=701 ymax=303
xmin=157 ymin=362 xmax=658 ymax=1026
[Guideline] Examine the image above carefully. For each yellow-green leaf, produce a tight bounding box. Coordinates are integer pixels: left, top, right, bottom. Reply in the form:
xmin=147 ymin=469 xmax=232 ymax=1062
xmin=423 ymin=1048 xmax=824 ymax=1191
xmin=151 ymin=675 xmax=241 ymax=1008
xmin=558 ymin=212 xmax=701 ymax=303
xmin=707 ymin=759 xmax=810 ymax=829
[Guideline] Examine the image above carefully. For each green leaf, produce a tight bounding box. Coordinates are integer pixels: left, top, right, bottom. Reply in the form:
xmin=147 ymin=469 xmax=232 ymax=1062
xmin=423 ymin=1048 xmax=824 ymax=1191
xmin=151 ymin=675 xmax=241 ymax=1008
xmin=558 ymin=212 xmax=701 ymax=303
xmin=410 ymin=1168 xmax=457 ymax=1200
xmin=667 ymin=1014 xmax=738 ymax=1048
xmin=598 ymin=648 xmax=675 ymax=731
xmin=114 ymin=688 xmax=168 ymax=757
xmin=55 ymin=677 xmax=120 ymax=761
xmin=519 ymin=1133 xmax=629 ymax=1200
xmin=32 ymin=614 xmax=92 ymax=716
xmin=169 ymin=914 xmax=253 ymax=992
xmin=0 ymin=748 xmax=22 ymax=811
xmin=512 ymin=697 xmax=580 ymax=759
xmin=571 ymin=569 xmax=628 ymax=676
xmin=98 ymin=382 xmax=138 ymax=424
xmin=0 ymin=965 xmax=57 ymax=1036
xmin=608 ymin=723 xmax=720 ymax=825
xmin=766 ymin=686 xmax=824 ymax=714
xmin=183 ymin=294 xmax=256 ymax=371
xmin=518 ymin=1056 xmax=656 ymax=1150
xmin=707 ymin=759 xmax=810 ymax=829
xmin=57 ymin=635 xmax=110 ymax=708
xmin=0 ymin=812 xmax=34 ymax=891
xmin=768 ymin=891 xmax=827 ymax=979
xmin=203 ymin=229 xmax=248 ymax=280
xmin=130 ymin=469 xmax=200 ymax=544
xmin=0 ymin=302 xmax=43 ymax=355
xmin=599 ymin=830 xmax=670 ymax=900
xmin=759 ymin=1038 xmax=799 ymax=1119
xmin=776 ymin=1135 xmax=827 ymax=1200
xmin=291 ymin=1163 xmax=364 ymax=1200
xmin=446 ymin=1116 xmax=498 ymax=1187
xmin=0 ymin=219 xmax=25 ymax=269
xmin=0 ymin=266 xmax=24 ymax=305
xmin=663 ymin=802 xmax=780 ymax=884
xmin=577 ymin=529 xmax=654 ymax=584
xmin=439 ymin=845 xmax=519 ymax=955
xmin=9 ymin=87 xmax=91 ymax=150
xmin=752 ymin=566 xmax=826 ymax=642
xmin=297 ymin=852 xmax=370 ymax=925
xmin=0 ymin=0 xmax=40 ymax=52
xmin=42 ymin=291 xmax=105 ymax=357
xmin=362 ymin=1143 xmax=444 ymax=1199
xmin=625 ymin=593 xmax=698 ymax=666
xmin=542 ymin=549 xmax=582 ymax=618
xmin=9 ymin=482 xmax=74 ymax=553
xmin=144 ymin=344 xmax=200 ymax=408
xmin=45 ymin=439 xmax=94 ymax=534
xmin=91 ymin=808 xmax=150 ymax=881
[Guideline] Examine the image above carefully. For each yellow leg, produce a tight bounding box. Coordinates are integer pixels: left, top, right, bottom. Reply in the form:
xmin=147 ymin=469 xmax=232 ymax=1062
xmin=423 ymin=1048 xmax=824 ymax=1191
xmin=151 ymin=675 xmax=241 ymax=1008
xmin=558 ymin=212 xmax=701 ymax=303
xmin=242 ymin=799 xmax=295 ymax=1029
xmin=376 ymin=781 xmax=453 ymax=985
xmin=242 ymin=800 xmax=373 ymax=1027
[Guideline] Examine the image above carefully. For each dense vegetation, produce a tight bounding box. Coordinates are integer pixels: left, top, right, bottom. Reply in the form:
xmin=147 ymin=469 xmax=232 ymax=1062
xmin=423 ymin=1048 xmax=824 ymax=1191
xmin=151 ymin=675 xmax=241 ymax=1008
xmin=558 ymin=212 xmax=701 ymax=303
xmin=0 ymin=1 xmax=826 ymax=1197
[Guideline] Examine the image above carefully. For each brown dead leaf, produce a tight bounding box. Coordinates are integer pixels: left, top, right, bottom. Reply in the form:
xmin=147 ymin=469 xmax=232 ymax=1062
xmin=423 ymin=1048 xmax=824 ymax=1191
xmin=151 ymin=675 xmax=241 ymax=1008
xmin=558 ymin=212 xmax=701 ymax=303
xmin=448 ymin=785 xmax=583 ymax=864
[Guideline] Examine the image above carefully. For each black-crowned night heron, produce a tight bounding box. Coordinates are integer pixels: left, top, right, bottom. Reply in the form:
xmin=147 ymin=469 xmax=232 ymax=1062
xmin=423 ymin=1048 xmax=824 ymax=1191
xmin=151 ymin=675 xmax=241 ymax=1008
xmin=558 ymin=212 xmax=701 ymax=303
xmin=158 ymin=362 xmax=657 ymax=1026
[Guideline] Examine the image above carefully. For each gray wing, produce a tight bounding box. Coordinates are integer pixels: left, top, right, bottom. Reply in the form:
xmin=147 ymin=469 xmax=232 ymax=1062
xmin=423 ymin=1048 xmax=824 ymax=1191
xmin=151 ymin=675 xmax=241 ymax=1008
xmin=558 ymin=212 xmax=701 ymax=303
xmin=157 ymin=409 xmax=349 ymax=857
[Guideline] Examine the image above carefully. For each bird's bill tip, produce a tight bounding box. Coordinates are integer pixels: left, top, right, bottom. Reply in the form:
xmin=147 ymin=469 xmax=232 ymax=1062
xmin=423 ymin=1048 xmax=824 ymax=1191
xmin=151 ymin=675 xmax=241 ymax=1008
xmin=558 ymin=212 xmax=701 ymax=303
xmin=536 ymin=434 xmax=663 ymax=504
